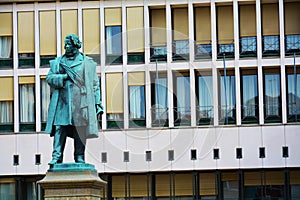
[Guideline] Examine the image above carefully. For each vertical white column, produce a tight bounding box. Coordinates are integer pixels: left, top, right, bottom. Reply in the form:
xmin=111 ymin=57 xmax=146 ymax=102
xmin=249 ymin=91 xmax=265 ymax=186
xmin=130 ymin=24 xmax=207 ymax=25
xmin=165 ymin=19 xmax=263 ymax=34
xmin=256 ymin=0 xmax=262 ymax=60
xmin=233 ymin=0 xmax=239 ymax=60
xmin=166 ymin=2 xmax=172 ymax=63
xmin=122 ymin=3 xmax=127 ymax=66
xmin=211 ymin=0 xmax=217 ymax=62
xmin=279 ymin=0 xmax=287 ymax=123
xmin=122 ymin=3 xmax=128 ymax=129
xmin=100 ymin=2 xmax=105 ymax=68
xmin=235 ymin=66 xmax=241 ymax=125
xmin=13 ymin=3 xmax=19 ymax=133
xmin=78 ymin=0 xmax=83 ymax=46
xmin=56 ymin=1 xmax=62 ymax=56
xmin=34 ymin=2 xmax=41 ymax=132
xmin=258 ymin=65 xmax=264 ymax=125
xmin=188 ymin=1 xmax=195 ymax=62
xmin=101 ymin=73 xmax=107 ymax=130
xmin=168 ymin=68 xmax=174 ymax=128
xmin=144 ymin=1 xmax=150 ymax=65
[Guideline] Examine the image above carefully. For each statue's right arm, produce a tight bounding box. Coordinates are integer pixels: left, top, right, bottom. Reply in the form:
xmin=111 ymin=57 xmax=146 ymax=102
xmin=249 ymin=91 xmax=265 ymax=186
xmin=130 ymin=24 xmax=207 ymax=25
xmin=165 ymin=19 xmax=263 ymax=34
xmin=46 ymin=60 xmax=68 ymax=89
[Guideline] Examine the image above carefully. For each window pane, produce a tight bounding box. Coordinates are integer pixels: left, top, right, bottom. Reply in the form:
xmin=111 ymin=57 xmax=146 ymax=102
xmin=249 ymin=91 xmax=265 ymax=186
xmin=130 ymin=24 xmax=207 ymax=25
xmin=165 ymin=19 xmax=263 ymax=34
xmin=20 ymin=84 xmax=35 ymax=131
xmin=197 ymin=75 xmax=213 ymax=125
xmin=152 ymin=76 xmax=168 ymax=127
xmin=219 ymin=73 xmax=236 ymax=124
xmin=0 ymin=183 xmax=15 ymax=199
xmin=106 ymin=26 xmax=122 ymax=55
xmin=174 ymin=76 xmax=190 ymax=126
xmin=287 ymin=73 xmax=300 ymax=122
xmin=241 ymin=73 xmax=258 ymax=124
xmin=0 ymin=101 xmax=13 ymax=124
xmin=41 ymin=79 xmax=50 ymax=130
xmin=264 ymin=72 xmax=281 ymax=123
xmin=129 ymin=85 xmax=145 ymax=127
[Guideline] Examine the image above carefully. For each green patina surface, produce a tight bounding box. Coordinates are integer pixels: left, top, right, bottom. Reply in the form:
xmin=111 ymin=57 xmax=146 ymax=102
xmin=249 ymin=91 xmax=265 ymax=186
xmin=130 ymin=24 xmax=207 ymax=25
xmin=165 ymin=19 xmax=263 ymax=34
xmin=48 ymin=163 xmax=97 ymax=173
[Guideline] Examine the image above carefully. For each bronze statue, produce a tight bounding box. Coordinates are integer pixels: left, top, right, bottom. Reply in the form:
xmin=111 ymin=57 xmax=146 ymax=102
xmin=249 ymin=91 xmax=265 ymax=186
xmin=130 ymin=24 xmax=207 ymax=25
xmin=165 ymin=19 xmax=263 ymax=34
xmin=45 ymin=34 xmax=103 ymax=165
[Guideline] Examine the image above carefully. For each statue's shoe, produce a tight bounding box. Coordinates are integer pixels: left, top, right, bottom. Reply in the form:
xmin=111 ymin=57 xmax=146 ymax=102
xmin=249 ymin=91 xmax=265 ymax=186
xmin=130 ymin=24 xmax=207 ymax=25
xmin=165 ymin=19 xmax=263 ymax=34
xmin=75 ymin=156 xmax=85 ymax=163
xmin=48 ymin=158 xmax=62 ymax=165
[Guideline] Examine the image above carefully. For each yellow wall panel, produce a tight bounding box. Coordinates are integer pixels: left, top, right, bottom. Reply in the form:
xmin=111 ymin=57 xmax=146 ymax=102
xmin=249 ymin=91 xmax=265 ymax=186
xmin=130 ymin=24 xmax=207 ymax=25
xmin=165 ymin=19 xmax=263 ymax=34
xmin=290 ymin=170 xmax=300 ymax=185
xmin=239 ymin=5 xmax=256 ymax=37
xmin=195 ymin=7 xmax=211 ymax=44
xmin=262 ymin=3 xmax=279 ymax=35
xmin=173 ymin=8 xmax=189 ymax=40
xmin=61 ymin=10 xmax=78 ymax=52
xmin=105 ymin=8 xmax=122 ymax=26
xmin=106 ymin=73 xmax=123 ymax=114
xmin=112 ymin=175 xmax=125 ymax=197
xmin=40 ymin=11 xmax=56 ymax=56
xmin=128 ymin=72 xmax=145 ymax=86
xmin=217 ymin=6 xmax=234 ymax=44
xmin=130 ymin=175 xmax=148 ymax=197
xmin=127 ymin=7 xmax=144 ymax=53
xmin=0 ymin=13 xmax=12 ymax=36
xmin=175 ymin=173 xmax=192 ymax=196
xmin=200 ymin=173 xmax=216 ymax=196
xmin=285 ymin=2 xmax=300 ymax=34
xmin=0 ymin=77 xmax=13 ymax=101
xmin=18 ymin=12 xmax=34 ymax=53
xmin=156 ymin=174 xmax=170 ymax=196
xmin=83 ymin=9 xmax=100 ymax=54
xmin=19 ymin=76 xmax=35 ymax=84
xmin=151 ymin=9 xmax=166 ymax=46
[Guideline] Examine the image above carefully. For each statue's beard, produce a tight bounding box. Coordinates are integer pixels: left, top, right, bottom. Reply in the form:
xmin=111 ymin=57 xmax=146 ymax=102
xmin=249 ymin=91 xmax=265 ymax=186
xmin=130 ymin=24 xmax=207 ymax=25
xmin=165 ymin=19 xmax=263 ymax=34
xmin=65 ymin=48 xmax=79 ymax=58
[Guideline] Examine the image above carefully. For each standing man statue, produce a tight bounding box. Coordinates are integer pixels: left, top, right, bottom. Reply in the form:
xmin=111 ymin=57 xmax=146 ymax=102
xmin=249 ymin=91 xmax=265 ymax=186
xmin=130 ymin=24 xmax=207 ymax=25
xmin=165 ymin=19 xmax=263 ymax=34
xmin=45 ymin=34 xmax=103 ymax=165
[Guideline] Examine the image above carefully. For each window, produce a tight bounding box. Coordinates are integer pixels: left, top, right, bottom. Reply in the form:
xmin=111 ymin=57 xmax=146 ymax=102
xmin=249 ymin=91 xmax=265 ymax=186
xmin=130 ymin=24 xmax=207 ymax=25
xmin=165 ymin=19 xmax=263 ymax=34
xmin=106 ymin=73 xmax=123 ymax=129
xmin=19 ymin=77 xmax=35 ymax=132
xmin=150 ymin=8 xmax=167 ymax=62
xmin=18 ymin=12 xmax=35 ymax=68
xmin=217 ymin=5 xmax=234 ymax=58
xmin=264 ymin=67 xmax=281 ymax=123
xmin=0 ymin=77 xmax=14 ymax=132
xmin=194 ymin=6 xmax=212 ymax=59
xmin=41 ymin=78 xmax=50 ymax=131
xmin=219 ymin=69 xmax=236 ymax=124
xmin=286 ymin=66 xmax=300 ymax=122
xmin=105 ymin=8 xmax=122 ymax=65
xmin=239 ymin=4 xmax=257 ymax=58
xmin=127 ymin=7 xmax=145 ymax=64
xmin=0 ymin=181 xmax=15 ymax=199
xmin=151 ymin=72 xmax=168 ymax=127
xmin=106 ymin=26 xmax=122 ymax=64
xmin=173 ymin=71 xmax=191 ymax=126
xmin=196 ymin=70 xmax=213 ymax=125
xmin=261 ymin=3 xmax=280 ymax=57
xmin=284 ymin=2 xmax=300 ymax=56
xmin=172 ymin=7 xmax=189 ymax=61
xmin=128 ymin=72 xmax=146 ymax=128
xmin=222 ymin=172 xmax=239 ymax=200
xmin=39 ymin=10 xmax=56 ymax=68
xmin=0 ymin=13 xmax=13 ymax=68
xmin=290 ymin=170 xmax=300 ymax=200
xmin=241 ymin=69 xmax=259 ymax=124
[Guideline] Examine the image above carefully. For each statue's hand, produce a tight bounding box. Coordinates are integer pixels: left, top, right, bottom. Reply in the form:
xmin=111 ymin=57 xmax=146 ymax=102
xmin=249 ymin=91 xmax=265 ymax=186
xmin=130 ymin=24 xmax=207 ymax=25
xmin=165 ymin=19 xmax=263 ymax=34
xmin=63 ymin=74 xmax=69 ymax=80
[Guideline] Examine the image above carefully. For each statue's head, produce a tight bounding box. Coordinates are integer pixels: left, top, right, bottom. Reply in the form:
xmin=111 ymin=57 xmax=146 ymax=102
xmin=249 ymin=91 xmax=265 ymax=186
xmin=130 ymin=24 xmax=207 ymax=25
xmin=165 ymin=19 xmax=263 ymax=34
xmin=64 ymin=34 xmax=82 ymax=58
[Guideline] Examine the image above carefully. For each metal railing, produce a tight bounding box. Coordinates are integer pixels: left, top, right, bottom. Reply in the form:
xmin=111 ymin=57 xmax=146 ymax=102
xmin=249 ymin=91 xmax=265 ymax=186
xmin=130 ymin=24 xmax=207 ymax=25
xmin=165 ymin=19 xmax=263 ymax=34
xmin=264 ymin=104 xmax=282 ymax=123
xmin=217 ymin=40 xmax=234 ymax=59
xmin=196 ymin=105 xmax=214 ymax=125
xmin=151 ymin=107 xmax=169 ymax=127
xmin=172 ymin=40 xmax=189 ymax=61
xmin=195 ymin=40 xmax=212 ymax=59
xmin=287 ymin=101 xmax=300 ymax=122
xmin=285 ymin=34 xmax=300 ymax=56
xmin=150 ymin=44 xmax=167 ymax=62
xmin=262 ymin=35 xmax=280 ymax=57
xmin=174 ymin=107 xmax=191 ymax=126
xmin=218 ymin=105 xmax=236 ymax=124
xmin=241 ymin=104 xmax=259 ymax=124
xmin=240 ymin=36 xmax=257 ymax=57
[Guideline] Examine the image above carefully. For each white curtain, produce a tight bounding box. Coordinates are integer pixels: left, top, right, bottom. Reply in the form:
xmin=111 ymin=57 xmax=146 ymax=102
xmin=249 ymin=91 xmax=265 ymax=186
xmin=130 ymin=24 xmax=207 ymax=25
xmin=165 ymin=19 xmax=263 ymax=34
xmin=220 ymin=75 xmax=236 ymax=117
xmin=0 ymin=36 xmax=12 ymax=58
xmin=41 ymin=79 xmax=50 ymax=122
xmin=242 ymin=75 xmax=258 ymax=117
xmin=265 ymin=74 xmax=280 ymax=116
xmin=176 ymin=76 xmax=190 ymax=115
xmin=287 ymin=74 xmax=300 ymax=115
xmin=20 ymin=84 xmax=35 ymax=123
xmin=198 ymin=76 xmax=213 ymax=118
xmin=0 ymin=183 xmax=15 ymax=200
xmin=0 ymin=101 xmax=13 ymax=123
xmin=129 ymin=86 xmax=145 ymax=119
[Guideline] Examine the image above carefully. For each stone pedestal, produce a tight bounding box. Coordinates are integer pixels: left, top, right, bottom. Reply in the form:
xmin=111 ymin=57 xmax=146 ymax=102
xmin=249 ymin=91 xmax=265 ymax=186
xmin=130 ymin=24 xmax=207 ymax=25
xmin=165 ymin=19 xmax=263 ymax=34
xmin=38 ymin=163 xmax=106 ymax=200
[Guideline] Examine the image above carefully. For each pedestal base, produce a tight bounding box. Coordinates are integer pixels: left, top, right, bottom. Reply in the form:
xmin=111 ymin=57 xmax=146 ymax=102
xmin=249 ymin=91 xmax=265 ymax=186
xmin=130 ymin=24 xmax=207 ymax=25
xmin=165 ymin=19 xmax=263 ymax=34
xmin=38 ymin=163 xmax=106 ymax=200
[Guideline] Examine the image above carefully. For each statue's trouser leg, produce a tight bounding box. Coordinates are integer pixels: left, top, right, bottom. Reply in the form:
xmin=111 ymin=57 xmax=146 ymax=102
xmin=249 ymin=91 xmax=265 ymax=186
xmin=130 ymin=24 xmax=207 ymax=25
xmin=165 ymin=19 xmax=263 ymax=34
xmin=73 ymin=126 xmax=86 ymax=163
xmin=50 ymin=126 xmax=67 ymax=164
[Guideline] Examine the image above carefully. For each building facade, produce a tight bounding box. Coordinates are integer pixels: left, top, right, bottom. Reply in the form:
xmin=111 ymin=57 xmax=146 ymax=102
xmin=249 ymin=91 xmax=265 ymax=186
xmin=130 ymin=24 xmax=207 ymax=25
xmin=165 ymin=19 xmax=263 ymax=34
xmin=0 ymin=0 xmax=300 ymax=199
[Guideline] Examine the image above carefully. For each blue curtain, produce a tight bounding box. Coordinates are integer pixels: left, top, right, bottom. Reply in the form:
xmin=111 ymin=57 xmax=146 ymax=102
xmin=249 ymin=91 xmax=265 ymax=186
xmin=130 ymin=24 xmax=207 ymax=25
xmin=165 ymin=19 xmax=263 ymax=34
xmin=155 ymin=78 xmax=168 ymax=119
xmin=287 ymin=74 xmax=300 ymax=115
xmin=106 ymin=26 xmax=122 ymax=55
xmin=176 ymin=76 xmax=190 ymax=116
xmin=220 ymin=75 xmax=236 ymax=118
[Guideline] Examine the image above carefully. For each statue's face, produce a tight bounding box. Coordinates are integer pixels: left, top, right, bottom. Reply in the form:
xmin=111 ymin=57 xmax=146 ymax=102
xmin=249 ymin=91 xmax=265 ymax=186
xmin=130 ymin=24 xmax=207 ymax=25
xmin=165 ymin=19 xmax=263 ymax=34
xmin=64 ymin=38 xmax=77 ymax=57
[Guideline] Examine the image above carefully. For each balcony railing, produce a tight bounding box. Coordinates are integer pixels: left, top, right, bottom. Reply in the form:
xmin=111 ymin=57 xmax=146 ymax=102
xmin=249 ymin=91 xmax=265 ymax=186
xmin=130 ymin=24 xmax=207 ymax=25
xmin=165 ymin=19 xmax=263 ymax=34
xmin=217 ymin=40 xmax=234 ymax=59
xmin=241 ymin=104 xmax=259 ymax=124
xmin=262 ymin=35 xmax=280 ymax=57
xmin=287 ymin=101 xmax=300 ymax=122
xmin=196 ymin=105 xmax=214 ymax=125
xmin=150 ymin=44 xmax=167 ymax=62
xmin=151 ymin=107 xmax=169 ymax=127
xmin=195 ymin=40 xmax=212 ymax=60
xmin=174 ymin=107 xmax=191 ymax=126
xmin=240 ymin=36 xmax=257 ymax=58
xmin=285 ymin=34 xmax=300 ymax=56
xmin=172 ymin=40 xmax=189 ymax=61
xmin=219 ymin=105 xmax=236 ymax=125
xmin=264 ymin=104 xmax=282 ymax=123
